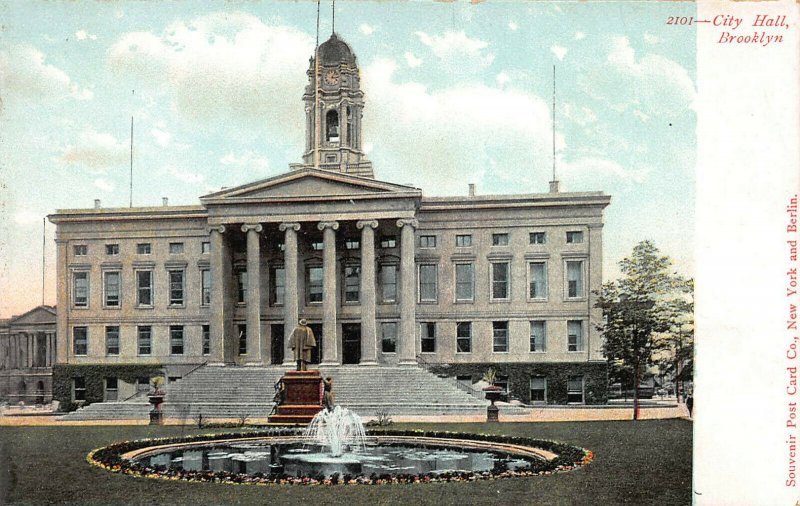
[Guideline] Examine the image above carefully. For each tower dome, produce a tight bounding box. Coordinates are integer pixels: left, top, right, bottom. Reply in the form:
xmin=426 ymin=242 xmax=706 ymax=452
xmin=318 ymin=33 xmax=356 ymax=65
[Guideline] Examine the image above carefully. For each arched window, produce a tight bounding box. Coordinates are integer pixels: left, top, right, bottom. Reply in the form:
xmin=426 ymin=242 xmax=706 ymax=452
xmin=326 ymin=109 xmax=340 ymax=142
xmin=346 ymin=107 xmax=353 ymax=147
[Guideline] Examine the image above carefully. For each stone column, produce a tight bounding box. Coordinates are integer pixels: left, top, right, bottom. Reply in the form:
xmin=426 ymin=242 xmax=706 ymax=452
xmin=55 ymin=240 xmax=68 ymax=364
xmin=208 ymin=225 xmax=227 ymax=365
xmin=357 ymin=220 xmax=378 ymax=365
xmin=242 ymin=224 xmax=263 ymax=365
xmin=397 ymin=218 xmax=418 ymax=365
xmin=318 ymin=221 xmax=340 ymax=366
xmin=280 ymin=222 xmax=301 ymax=366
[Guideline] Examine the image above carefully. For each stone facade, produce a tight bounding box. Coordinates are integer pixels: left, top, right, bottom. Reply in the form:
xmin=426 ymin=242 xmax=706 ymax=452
xmin=47 ymin=33 xmax=611 ymax=405
xmin=0 ymin=305 xmax=56 ymax=404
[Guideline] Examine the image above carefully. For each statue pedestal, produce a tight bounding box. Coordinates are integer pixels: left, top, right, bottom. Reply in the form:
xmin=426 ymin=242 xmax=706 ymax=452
xmin=268 ymin=370 xmax=323 ymax=424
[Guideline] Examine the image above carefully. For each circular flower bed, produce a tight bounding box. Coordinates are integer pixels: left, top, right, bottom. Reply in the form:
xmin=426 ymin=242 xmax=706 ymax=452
xmin=87 ymin=428 xmax=593 ymax=486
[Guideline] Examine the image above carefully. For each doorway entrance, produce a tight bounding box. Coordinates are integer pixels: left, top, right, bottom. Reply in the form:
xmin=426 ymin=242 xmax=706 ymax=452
xmin=271 ymin=324 xmax=284 ymax=365
xmin=342 ymin=324 xmax=361 ymax=364
xmin=309 ymin=323 xmax=322 ymax=365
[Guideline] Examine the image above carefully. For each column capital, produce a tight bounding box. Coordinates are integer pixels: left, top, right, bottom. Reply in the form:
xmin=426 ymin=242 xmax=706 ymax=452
xmin=356 ymin=219 xmax=379 ymax=230
xmin=317 ymin=221 xmax=340 ymax=231
xmin=207 ymin=225 xmax=226 ymax=235
xmin=241 ymin=223 xmax=263 ymax=233
xmin=279 ymin=222 xmax=301 ymax=232
xmin=396 ymin=218 xmax=419 ymax=229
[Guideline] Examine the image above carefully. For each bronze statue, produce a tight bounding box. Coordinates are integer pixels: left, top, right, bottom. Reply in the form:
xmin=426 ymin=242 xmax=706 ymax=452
xmin=322 ymin=376 xmax=335 ymax=412
xmin=290 ymin=319 xmax=316 ymax=371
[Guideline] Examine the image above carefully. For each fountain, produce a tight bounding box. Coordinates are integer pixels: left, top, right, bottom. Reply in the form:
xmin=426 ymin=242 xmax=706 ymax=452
xmin=302 ymin=405 xmax=367 ymax=457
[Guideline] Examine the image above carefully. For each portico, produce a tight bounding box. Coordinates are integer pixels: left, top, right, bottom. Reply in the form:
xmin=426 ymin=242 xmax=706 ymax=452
xmin=200 ymin=168 xmax=422 ymax=367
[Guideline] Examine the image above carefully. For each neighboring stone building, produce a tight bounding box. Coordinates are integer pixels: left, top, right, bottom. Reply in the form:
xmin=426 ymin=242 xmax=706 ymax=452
xmin=0 ymin=305 xmax=56 ymax=404
xmin=48 ymin=33 xmax=611 ymax=407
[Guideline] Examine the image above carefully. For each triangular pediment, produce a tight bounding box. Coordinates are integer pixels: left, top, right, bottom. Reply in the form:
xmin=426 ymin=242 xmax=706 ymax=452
xmin=202 ymin=169 xmax=419 ymax=203
xmin=8 ymin=306 xmax=56 ymax=326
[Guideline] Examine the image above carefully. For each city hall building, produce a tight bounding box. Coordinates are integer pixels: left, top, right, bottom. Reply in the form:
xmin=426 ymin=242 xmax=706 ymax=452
xmin=49 ymin=34 xmax=611 ymax=406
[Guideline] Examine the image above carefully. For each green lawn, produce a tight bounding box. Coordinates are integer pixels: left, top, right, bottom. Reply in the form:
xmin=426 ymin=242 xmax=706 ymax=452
xmin=0 ymin=420 xmax=691 ymax=505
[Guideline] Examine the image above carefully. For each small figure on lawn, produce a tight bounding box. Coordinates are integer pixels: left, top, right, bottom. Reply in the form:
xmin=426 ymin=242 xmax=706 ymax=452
xmin=322 ymin=376 xmax=335 ymax=412
xmin=290 ymin=319 xmax=316 ymax=371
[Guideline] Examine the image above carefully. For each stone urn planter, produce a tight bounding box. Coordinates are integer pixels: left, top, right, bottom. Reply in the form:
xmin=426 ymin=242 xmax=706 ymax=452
xmin=148 ymin=376 xmax=166 ymax=425
xmin=483 ymin=386 xmax=502 ymax=422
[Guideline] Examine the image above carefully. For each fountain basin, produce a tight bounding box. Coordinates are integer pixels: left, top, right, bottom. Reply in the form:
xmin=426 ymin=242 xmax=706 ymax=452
xmin=88 ymin=429 xmax=593 ymax=485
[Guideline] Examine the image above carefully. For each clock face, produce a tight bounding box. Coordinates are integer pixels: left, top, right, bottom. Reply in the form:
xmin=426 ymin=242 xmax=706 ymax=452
xmin=324 ymin=69 xmax=339 ymax=85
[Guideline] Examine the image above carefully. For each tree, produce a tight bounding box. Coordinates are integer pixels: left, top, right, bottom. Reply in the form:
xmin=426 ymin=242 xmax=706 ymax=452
xmin=595 ymin=241 xmax=691 ymax=420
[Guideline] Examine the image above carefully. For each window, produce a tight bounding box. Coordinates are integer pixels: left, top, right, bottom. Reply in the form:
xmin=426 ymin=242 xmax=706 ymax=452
xmin=73 ymin=271 xmax=89 ymax=307
xmin=379 ymin=263 xmax=398 ymax=302
xmin=381 ymin=322 xmax=397 ymax=353
xmin=418 ymin=264 xmax=438 ymax=302
xmin=491 ymin=262 xmax=510 ymax=300
xmin=311 ymin=241 xmax=324 ymax=251
xmin=326 ymin=109 xmax=340 ymax=142
xmin=72 ymin=377 xmax=86 ymax=402
xmin=566 ymin=260 xmax=584 ymax=298
xmin=169 ymin=242 xmax=184 ymax=254
xmin=566 ymin=231 xmax=584 ymax=244
xmin=276 ymin=242 xmax=285 ymax=252
xmin=136 ymin=270 xmax=153 ymax=306
xmin=236 ymin=270 xmax=247 ymax=304
xmin=493 ymin=321 xmax=509 ymax=352
xmin=238 ymin=325 xmax=247 ymax=355
xmin=455 ymin=263 xmax=474 ymax=302
xmin=419 ymin=235 xmax=436 ymax=248
xmin=345 ymin=238 xmax=360 ymax=250
xmin=73 ymin=327 xmax=88 ymax=356
xmin=202 ymin=325 xmax=210 ymax=355
xmin=421 ymin=322 xmax=436 ymax=353
xmin=528 ymin=262 xmax=547 ymax=299
xmin=137 ymin=243 xmax=151 ymax=255
xmin=104 ymin=377 xmax=118 ymax=401
xmin=169 ymin=270 xmax=185 ymax=306
xmin=307 ymin=266 xmax=323 ymax=303
xmin=568 ymin=320 xmax=584 ymax=352
xmin=492 ymin=233 xmax=509 ymax=246
xmin=201 ymin=241 xmax=211 ymax=254
xmin=138 ymin=326 xmax=151 ymax=355
xmin=103 ymin=271 xmax=120 ymax=307
xmin=455 ymin=234 xmax=472 ymax=247
xmin=456 ymin=322 xmax=472 ymax=353
xmin=170 ymin=326 xmax=184 ymax=355
xmin=529 ymin=232 xmax=546 ymax=244
xmin=270 ymin=266 xmax=285 ymax=306
xmin=530 ymin=321 xmax=546 ymax=352
xmin=343 ymin=264 xmax=360 ymax=303
xmin=73 ymin=244 xmax=87 ymax=256
xmin=567 ymin=375 xmax=584 ymax=403
xmin=380 ymin=236 xmax=397 ymax=248
xmin=201 ymin=269 xmax=211 ymax=306
xmin=136 ymin=377 xmax=150 ymax=393
xmin=105 ymin=244 xmax=119 ymax=255
xmin=105 ymin=326 xmax=120 ymax=355
xmin=530 ymin=376 xmax=547 ymax=404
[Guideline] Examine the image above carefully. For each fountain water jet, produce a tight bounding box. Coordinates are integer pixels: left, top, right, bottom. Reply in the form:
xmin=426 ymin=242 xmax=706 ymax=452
xmin=303 ymin=405 xmax=367 ymax=457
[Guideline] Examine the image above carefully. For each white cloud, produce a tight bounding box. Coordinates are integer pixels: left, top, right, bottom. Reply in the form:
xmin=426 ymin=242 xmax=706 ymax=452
xmin=0 ymin=45 xmax=93 ymax=100
xmin=165 ymin=165 xmax=205 ymax=184
xmin=415 ymin=31 xmax=493 ymax=66
xmin=508 ymin=21 xmax=518 ymax=31
xmin=359 ymin=24 xmax=375 ymax=35
xmin=575 ymin=32 xmax=586 ymax=41
xmin=633 ymin=109 xmax=650 ymax=122
xmin=404 ymin=52 xmax=422 ymax=68
xmin=93 ymin=178 xmax=115 ymax=192
xmin=151 ymin=127 xmax=171 ymax=147
xmin=643 ymin=32 xmax=660 ymax=45
xmin=60 ymin=129 xmax=128 ymax=172
xmin=75 ymin=30 xmax=97 ymax=41
xmin=108 ymin=13 xmax=314 ymax=140
xmin=220 ymin=151 xmax=270 ymax=171
xmin=13 ymin=210 xmax=42 ymax=226
xmin=562 ymin=104 xmax=597 ymax=126
xmin=495 ymin=72 xmax=510 ymax=86
xmin=550 ymin=45 xmax=568 ymax=61
xmin=559 ymin=156 xmax=650 ymax=188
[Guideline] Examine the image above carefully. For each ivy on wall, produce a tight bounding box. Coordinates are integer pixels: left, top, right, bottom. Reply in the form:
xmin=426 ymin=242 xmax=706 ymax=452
xmin=52 ymin=364 xmax=164 ymax=412
xmin=430 ymin=362 xmax=609 ymax=405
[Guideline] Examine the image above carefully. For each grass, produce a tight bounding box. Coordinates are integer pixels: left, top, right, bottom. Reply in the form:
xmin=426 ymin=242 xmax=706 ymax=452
xmin=0 ymin=419 xmax=691 ymax=505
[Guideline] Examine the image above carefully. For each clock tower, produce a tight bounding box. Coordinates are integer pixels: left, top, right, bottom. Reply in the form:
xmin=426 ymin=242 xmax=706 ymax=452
xmin=298 ymin=33 xmax=374 ymax=179
xmin=295 ymin=33 xmax=375 ymax=178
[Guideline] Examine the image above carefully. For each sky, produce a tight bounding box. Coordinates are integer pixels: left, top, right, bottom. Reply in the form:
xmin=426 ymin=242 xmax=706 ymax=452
xmin=0 ymin=0 xmax=696 ymax=318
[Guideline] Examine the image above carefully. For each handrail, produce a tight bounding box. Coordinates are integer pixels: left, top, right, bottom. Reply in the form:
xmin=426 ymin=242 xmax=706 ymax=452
xmin=120 ymin=362 xmax=207 ymax=403
xmin=416 ymin=354 xmax=485 ymax=400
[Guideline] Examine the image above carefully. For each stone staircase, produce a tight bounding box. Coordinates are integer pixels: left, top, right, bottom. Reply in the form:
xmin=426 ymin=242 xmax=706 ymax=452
xmin=59 ymin=364 xmax=527 ymax=421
